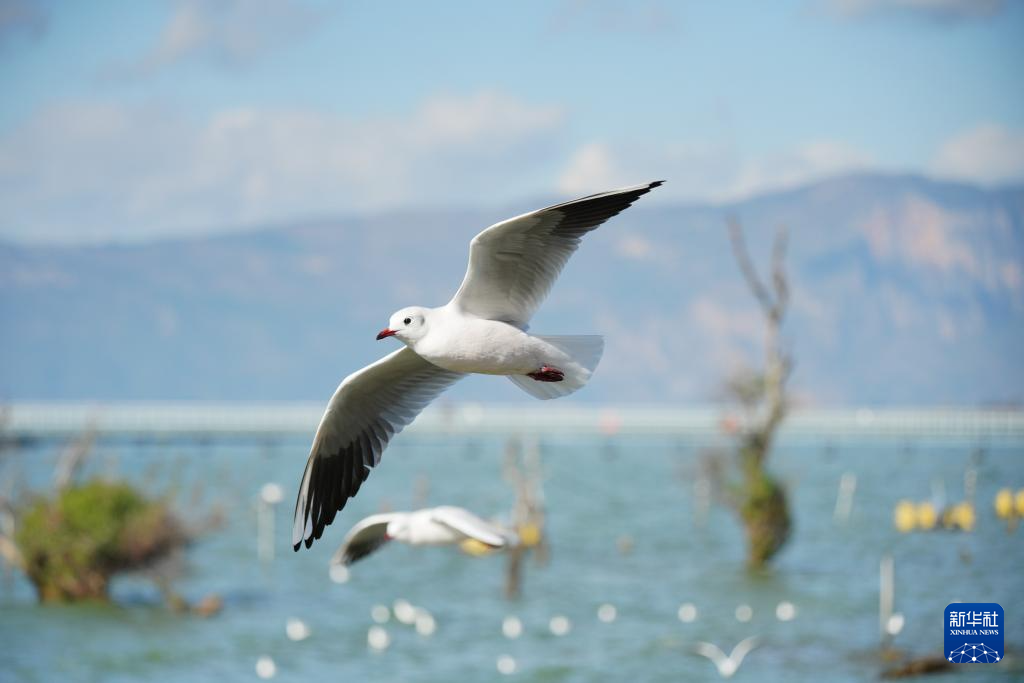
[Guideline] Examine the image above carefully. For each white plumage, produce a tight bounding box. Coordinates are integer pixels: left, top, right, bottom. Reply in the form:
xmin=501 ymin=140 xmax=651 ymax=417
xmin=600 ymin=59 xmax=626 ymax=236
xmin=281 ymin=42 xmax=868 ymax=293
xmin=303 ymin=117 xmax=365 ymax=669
xmin=331 ymin=506 xmax=513 ymax=566
xmin=693 ymin=636 xmax=760 ymax=678
xmin=292 ymin=181 xmax=663 ymax=550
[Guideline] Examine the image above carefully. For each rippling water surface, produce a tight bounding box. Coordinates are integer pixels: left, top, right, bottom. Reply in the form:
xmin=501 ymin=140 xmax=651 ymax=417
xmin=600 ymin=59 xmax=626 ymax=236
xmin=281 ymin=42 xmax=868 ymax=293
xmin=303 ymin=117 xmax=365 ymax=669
xmin=1 ymin=433 xmax=1021 ymax=682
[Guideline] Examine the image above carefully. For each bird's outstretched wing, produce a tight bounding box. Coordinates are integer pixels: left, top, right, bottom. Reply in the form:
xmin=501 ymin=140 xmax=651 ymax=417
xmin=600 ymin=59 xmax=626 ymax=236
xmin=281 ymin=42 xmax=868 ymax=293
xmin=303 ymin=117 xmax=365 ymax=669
xmin=431 ymin=506 xmax=509 ymax=547
xmin=729 ymin=636 xmax=760 ymax=665
xmin=693 ymin=641 xmax=728 ymax=665
xmin=330 ymin=513 xmax=396 ymax=566
xmin=449 ymin=181 xmax=663 ymax=326
xmin=292 ymin=348 xmax=464 ymax=550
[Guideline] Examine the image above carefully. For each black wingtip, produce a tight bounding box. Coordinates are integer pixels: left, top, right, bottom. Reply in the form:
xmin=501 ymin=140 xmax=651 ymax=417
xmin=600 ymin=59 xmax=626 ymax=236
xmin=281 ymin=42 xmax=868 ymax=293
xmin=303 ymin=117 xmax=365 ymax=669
xmin=293 ymin=542 xmax=301 ymax=552
xmin=650 ymin=180 xmax=666 ymax=188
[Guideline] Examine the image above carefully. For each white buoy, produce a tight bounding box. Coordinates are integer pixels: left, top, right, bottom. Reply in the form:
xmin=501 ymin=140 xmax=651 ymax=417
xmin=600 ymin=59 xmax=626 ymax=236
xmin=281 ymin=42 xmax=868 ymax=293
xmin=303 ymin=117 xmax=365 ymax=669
xmin=286 ymin=617 xmax=311 ymax=641
xmin=261 ymin=483 xmax=284 ymax=505
xmin=502 ymin=615 xmax=523 ymax=639
xmin=255 ymin=655 xmax=277 ymax=679
xmin=886 ymin=613 xmax=905 ymax=636
xmin=775 ymin=601 xmax=797 ymax=621
xmin=415 ymin=610 xmax=437 ymax=637
xmin=328 ymin=563 xmax=350 ymax=584
xmin=393 ymin=599 xmax=417 ymax=625
xmin=597 ymin=604 xmax=617 ymax=623
xmin=734 ymin=604 xmax=753 ymax=623
xmin=497 ymin=654 xmax=517 ymax=675
xmin=367 ymin=626 xmax=390 ymax=651
xmin=549 ymin=615 xmax=571 ymax=636
xmin=678 ymin=603 xmax=698 ymax=623
xmin=371 ymin=604 xmax=390 ymax=624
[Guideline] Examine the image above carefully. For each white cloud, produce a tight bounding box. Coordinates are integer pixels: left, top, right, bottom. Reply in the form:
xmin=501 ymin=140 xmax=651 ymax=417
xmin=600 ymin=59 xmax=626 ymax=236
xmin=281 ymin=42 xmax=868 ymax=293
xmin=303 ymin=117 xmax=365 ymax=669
xmin=120 ymin=0 xmax=318 ymax=76
xmin=930 ymin=123 xmax=1024 ymax=186
xmin=728 ymin=140 xmax=873 ymax=199
xmin=0 ymin=91 xmax=566 ymax=242
xmin=823 ymin=0 xmax=1007 ymax=21
xmin=558 ymin=143 xmax=619 ymax=194
xmin=557 ymin=138 xmax=872 ymax=202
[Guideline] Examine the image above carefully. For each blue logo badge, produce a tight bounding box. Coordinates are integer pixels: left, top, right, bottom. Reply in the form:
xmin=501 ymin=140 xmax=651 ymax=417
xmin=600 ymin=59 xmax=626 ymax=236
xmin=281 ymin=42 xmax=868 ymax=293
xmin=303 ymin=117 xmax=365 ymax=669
xmin=945 ymin=603 xmax=1003 ymax=664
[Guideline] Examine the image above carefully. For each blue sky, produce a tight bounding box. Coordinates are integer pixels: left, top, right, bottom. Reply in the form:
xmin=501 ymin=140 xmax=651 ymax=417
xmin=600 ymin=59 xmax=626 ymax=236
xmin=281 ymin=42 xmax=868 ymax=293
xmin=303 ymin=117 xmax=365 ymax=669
xmin=1 ymin=0 xmax=1022 ymax=243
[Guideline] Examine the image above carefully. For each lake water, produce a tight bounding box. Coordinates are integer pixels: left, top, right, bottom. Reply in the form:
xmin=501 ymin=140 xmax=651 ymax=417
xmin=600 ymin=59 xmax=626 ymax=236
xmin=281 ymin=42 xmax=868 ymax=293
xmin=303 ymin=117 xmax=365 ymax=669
xmin=1 ymin=432 xmax=1022 ymax=682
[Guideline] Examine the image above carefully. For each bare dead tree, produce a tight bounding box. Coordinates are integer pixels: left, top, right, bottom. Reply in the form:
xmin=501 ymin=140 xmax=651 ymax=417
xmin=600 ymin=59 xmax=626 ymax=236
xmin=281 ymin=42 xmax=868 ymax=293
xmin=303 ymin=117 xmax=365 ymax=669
xmin=723 ymin=217 xmax=793 ymax=569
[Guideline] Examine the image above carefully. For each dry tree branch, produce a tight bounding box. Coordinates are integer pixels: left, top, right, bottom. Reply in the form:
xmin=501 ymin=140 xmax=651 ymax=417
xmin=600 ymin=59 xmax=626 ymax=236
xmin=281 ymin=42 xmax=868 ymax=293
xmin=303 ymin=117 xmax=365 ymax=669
xmin=728 ymin=216 xmax=775 ymax=315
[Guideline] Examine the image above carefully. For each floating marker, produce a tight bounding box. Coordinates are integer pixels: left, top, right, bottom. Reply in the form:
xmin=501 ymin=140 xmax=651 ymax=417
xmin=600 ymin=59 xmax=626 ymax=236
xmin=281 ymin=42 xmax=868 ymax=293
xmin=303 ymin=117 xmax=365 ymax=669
xmin=371 ymin=604 xmax=390 ymax=623
xmin=367 ymin=626 xmax=390 ymax=651
xmin=260 ymin=483 xmax=284 ymax=505
xmin=678 ymin=603 xmax=698 ymax=623
xmin=255 ymin=656 xmax=276 ymax=679
xmin=549 ymin=615 xmax=571 ymax=636
xmin=735 ymin=604 xmax=753 ymax=622
xmin=775 ymin=601 xmax=796 ymax=621
xmin=502 ymin=615 xmax=523 ymax=639
xmin=415 ymin=610 xmax=437 ymax=637
xmin=285 ymin=617 xmax=311 ymax=641
xmin=894 ymin=500 xmax=916 ymax=533
xmin=328 ymin=564 xmax=350 ymax=584
xmin=497 ymin=654 xmax=517 ymax=675
xmin=886 ymin=612 xmax=905 ymax=636
xmin=393 ymin=599 xmax=417 ymax=625
xmin=994 ymin=489 xmax=1013 ymax=518
xmin=597 ymin=603 xmax=617 ymax=623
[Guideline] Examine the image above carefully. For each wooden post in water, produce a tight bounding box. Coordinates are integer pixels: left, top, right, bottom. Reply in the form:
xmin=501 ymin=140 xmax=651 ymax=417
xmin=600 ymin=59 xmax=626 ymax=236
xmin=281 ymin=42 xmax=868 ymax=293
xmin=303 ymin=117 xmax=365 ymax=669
xmin=833 ymin=472 xmax=857 ymax=524
xmin=880 ymin=554 xmax=894 ymax=647
xmin=503 ymin=437 xmax=548 ymax=599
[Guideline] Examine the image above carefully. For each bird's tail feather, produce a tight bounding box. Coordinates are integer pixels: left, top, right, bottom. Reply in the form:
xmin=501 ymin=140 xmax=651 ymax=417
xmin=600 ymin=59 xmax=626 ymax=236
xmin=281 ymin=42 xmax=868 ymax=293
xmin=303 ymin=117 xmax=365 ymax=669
xmin=507 ymin=335 xmax=604 ymax=400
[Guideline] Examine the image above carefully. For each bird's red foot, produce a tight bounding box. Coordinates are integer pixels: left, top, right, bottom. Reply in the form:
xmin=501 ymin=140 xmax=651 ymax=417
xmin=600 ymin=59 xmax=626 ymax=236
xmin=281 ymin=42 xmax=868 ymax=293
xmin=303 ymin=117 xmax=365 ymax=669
xmin=527 ymin=366 xmax=564 ymax=382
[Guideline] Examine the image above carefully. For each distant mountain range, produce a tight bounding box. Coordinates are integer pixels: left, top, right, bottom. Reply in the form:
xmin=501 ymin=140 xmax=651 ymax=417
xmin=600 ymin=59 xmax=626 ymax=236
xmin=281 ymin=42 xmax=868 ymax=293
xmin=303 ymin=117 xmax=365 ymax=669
xmin=2 ymin=173 xmax=1022 ymax=406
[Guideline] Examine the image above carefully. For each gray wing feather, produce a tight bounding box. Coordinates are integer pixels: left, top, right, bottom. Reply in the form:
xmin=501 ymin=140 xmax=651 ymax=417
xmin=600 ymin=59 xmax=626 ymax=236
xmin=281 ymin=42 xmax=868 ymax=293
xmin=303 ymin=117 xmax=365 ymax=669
xmin=292 ymin=349 xmax=464 ymax=550
xmin=449 ymin=181 xmax=663 ymax=325
xmin=431 ymin=506 xmax=509 ymax=547
xmin=330 ymin=513 xmax=396 ymax=566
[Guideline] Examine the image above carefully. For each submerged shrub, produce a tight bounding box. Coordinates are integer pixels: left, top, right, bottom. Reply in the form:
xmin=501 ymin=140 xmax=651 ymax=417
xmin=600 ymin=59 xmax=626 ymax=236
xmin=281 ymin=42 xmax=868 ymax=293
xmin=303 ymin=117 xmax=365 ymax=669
xmin=15 ymin=479 xmax=185 ymax=602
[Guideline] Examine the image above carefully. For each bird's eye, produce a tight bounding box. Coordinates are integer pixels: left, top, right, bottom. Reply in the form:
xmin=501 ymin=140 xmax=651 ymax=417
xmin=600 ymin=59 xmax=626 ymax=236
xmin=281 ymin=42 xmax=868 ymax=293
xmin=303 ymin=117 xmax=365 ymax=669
xmin=403 ymin=317 xmax=412 ymax=325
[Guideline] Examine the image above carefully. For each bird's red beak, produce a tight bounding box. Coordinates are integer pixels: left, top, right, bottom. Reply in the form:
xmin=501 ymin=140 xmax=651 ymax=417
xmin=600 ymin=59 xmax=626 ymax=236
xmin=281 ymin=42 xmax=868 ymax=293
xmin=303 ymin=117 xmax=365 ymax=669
xmin=376 ymin=328 xmax=397 ymax=340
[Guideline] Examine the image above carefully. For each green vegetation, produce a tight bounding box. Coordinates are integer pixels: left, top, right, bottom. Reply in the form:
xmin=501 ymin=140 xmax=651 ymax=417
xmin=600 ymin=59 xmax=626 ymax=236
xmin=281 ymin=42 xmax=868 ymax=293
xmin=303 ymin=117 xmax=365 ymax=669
xmin=723 ymin=219 xmax=794 ymax=570
xmin=15 ymin=479 xmax=185 ymax=602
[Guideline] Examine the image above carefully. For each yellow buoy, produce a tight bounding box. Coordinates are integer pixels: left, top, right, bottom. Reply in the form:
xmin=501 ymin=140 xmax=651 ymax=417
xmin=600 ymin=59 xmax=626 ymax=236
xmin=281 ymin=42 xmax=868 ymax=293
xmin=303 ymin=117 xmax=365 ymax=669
xmin=952 ymin=502 xmax=976 ymax=532
xmin=916 ymin=501 xmax=938 ymax=530
xmin=894 ymin=500 xmax=916 ymax=533
xmin=994 ymin=488 xmax=1014 ymax=519
xmin=1015 ymin=489 xmax=1024 ymax=517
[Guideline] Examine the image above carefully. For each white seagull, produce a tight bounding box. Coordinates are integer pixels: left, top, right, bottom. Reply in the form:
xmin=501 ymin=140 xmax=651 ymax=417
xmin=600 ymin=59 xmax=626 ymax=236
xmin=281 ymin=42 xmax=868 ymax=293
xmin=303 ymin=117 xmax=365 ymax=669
xmin=292 ymin=181 xmax=663 ymax=550
xmin=693 ymin=636 xmax=760 ymax=678
xmin=330 ymin=506 xmax=513 ymax=566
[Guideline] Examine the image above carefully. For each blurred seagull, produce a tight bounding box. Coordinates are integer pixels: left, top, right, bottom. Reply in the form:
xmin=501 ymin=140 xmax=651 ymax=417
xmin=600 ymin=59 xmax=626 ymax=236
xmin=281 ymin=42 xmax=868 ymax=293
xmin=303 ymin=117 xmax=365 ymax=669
xmin=693 ymin=636 xmax=760 ymax=678
xmin=293 ymin=181 xmax=663 ymax=550
xmin=330 ymin=506 xmax=513 ymax=566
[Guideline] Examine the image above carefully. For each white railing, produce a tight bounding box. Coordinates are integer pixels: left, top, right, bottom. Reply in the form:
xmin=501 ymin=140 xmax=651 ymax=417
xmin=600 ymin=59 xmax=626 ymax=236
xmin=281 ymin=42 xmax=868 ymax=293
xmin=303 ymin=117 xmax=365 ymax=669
xmin=3 ymin=402 xmax=1023 ymax=439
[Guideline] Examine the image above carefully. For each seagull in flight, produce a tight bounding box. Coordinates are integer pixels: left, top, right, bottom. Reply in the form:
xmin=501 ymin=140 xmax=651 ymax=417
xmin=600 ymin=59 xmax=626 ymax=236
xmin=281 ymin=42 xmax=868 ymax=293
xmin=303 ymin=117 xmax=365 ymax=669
xmin=693 ymin=636 xmax=760 ymax=678
xmin=292 ymin=181 xmax=664 ymax=550
xmin=330 ymin=505 xmax=514 ymax=566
